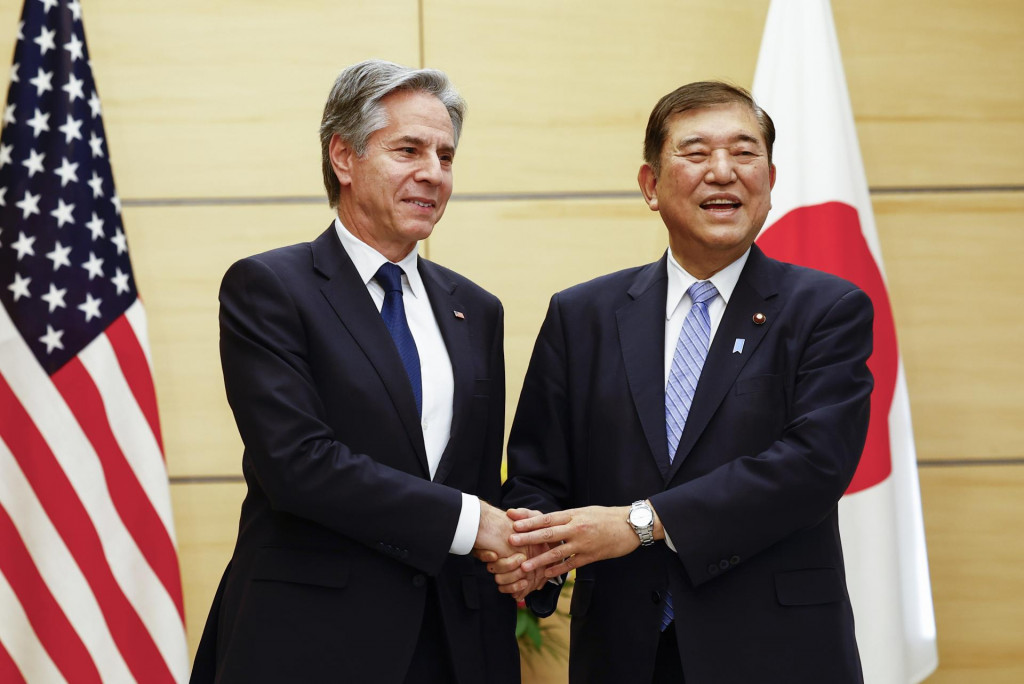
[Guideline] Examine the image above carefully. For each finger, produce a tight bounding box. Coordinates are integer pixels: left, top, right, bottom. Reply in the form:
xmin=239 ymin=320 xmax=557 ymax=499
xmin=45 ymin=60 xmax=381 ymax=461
xmin=512 ymin=510 xmax=571 ymax=533
xmin=497 ymin=578 xmax=530 ymax=595
xmin=519 ymin=544 xmax=573 ymax=573
xmin=506 ymin=507 xmax=543 ymax=522
xmin=486 ymin=554 xmax=526 ymax=575
xmin=494 ymin=567 xmax=526 ymax=585
xmin=473 ymin=549 xmax=499 ymax=563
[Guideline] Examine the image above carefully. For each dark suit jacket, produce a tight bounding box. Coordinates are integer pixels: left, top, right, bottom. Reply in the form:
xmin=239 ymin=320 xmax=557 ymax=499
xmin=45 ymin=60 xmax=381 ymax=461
xmin=191 ymin=226 xmax=518 ymax=684
xmin=503 ymin=245 xmax=871 ymax=684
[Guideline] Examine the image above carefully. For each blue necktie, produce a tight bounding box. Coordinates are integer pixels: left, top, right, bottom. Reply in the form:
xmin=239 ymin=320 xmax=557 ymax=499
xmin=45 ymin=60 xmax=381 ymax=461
xmin=661 ymin=279 xmax=718 ymax=631
xmin=375 ymin=263 xmax=422 ymax=416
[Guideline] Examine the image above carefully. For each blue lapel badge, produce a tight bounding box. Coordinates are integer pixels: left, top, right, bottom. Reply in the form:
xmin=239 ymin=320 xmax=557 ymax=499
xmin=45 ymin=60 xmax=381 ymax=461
xmin=733 ymin=338 xmax=745 ymax=354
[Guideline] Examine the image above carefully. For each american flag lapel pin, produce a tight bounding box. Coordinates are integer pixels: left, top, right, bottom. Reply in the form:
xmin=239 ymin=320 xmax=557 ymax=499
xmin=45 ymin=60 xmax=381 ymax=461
xmin=453 ymin=310 xmax=465 ymax=319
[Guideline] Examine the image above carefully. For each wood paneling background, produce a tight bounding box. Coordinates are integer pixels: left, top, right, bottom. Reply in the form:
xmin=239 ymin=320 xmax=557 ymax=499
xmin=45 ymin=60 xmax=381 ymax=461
xmin=2 ymin=0 xmax=1021 ymax=681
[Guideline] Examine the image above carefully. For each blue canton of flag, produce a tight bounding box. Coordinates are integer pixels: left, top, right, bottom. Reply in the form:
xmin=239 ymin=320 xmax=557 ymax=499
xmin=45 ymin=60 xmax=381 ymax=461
xmin=1 ymin=0 xmax=135 ymax=375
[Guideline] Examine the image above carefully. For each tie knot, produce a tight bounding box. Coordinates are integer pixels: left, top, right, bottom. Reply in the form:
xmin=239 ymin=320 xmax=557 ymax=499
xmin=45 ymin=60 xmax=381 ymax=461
xmin=687 ymin=280 xmax=718 ymax=306
xmin=375 ymin=262 xmax=404 ymax=294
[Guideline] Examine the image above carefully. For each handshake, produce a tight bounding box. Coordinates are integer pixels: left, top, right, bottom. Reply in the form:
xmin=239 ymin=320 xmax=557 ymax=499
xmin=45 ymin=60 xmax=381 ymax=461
xmin=471 ymin=501 xmax=652 ymax=601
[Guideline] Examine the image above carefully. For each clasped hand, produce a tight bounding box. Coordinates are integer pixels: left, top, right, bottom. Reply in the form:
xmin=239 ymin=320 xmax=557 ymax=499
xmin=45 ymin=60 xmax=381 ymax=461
xmin=474 ymin=505 xmax=639 ymax=600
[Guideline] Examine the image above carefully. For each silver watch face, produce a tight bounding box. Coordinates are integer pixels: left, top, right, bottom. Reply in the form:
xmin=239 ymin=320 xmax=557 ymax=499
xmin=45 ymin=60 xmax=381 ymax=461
xmin=630 ymin=506 xmax=653 ymax=527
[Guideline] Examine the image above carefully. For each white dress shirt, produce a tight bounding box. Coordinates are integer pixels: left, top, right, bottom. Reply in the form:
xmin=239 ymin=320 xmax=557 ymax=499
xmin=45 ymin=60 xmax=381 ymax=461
xmin=334 ymin=219 xmax=480 ymax=554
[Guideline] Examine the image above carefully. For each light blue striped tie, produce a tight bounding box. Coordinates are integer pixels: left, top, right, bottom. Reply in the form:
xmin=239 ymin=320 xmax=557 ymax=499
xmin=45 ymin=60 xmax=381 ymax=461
xmin=661 ymin=279 xmax=718 ymax=631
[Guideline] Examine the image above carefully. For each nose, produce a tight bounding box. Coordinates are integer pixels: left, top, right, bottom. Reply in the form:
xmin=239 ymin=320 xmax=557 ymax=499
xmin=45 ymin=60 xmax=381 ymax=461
xmin=415 ymin=155 xmax=444 ymax=186
xmin=704 ymin=149 xmax=737 ymax=184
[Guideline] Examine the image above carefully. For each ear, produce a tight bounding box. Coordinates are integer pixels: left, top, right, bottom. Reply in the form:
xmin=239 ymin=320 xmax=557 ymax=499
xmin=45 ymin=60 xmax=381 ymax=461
xmin=329 ymin=134 xmax=354 ymax=187
xmin=638 ymin=164 xmax=659 ymax=211
xmin=768 ymin=162 xmax=777 ymax=190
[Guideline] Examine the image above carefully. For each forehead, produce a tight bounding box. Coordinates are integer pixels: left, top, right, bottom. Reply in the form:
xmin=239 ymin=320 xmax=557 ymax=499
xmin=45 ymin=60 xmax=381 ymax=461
xmin=664 ymin=102 xmax=765 ymax=149
xmin=377 ymin=90 xmax=454 ymax=141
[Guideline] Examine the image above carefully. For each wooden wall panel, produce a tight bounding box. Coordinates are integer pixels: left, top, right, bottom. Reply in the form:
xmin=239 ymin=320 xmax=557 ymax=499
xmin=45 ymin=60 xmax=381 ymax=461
xmin=171 ymin=481 xmax=247 ymax=659
xmin=423 ymin=0 xmax=1024 ymax=193
xmin=125 ymin=202 xmax=336 ymax=477
xmin=919 ymin=466 xmax=1024 ymax=682
xmin=834 ymin=0 xmax=1024 ymax=188
xmin=874 ymin=193 xmax=1024 ymax=461
xmin=0 ymin=0 xmax=422 ymax=201
xmin=422 ymin=0 xmax=769 ymax=195
xmin=429 ymin=197 xmax=666 ymax=425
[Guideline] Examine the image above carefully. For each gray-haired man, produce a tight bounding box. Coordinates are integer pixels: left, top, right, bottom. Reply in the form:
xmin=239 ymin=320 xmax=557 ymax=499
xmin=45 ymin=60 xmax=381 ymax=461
xmin=191 ymin=59 xmax=520 ymax=684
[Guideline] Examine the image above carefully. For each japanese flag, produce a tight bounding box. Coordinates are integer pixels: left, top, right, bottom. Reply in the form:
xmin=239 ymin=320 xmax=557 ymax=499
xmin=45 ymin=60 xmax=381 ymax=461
xmin=752 ymin=1 xmax=938 ymax=681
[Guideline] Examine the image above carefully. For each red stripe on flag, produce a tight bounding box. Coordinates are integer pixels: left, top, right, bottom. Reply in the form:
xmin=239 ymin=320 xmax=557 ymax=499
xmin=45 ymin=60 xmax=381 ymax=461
xmin=106 ymin=314 xmax=165 ymax=455
xmin=53 ymin=358 xmax=185 ymax=621
xmin=0 ymin=641 xmax=27 ymax=684
xmin=0 ymin=503 xmax=101 ymax=684
xmin=0 ymin=375 xmax=176 ymax=684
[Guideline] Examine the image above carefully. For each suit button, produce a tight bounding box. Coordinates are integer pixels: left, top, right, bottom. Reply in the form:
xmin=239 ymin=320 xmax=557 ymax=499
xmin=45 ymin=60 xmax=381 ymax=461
xmin=651 ymin=591 xmax=662 ymax=604
xmin=707 ymin=564 xmax=719 ymax=575
xmin=412 ymin=574 xmax=426 ymax=588
xmin=719 ymin=559 xmax=730 ymax=570
xmin=730 ymin=555 xmax=740 ymax=566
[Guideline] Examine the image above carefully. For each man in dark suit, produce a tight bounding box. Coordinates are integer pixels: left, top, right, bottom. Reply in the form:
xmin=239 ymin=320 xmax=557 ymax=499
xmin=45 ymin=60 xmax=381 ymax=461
xmin=191 ymin=59 xmax=520 ymax=684
xmin=490 ymin=82 xmax=871 ymax=683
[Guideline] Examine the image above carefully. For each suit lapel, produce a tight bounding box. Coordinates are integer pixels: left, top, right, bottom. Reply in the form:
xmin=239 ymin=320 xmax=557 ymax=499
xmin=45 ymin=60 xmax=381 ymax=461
xmin=616 ymin=255 xmax=673 ymax=476
xmin=418 ymin=260 xmax=470 ymax=484
xmin=310 ymin=226 xmax=429 ymax=475
xmin=666 ymin=246 xmax=782 ymax=480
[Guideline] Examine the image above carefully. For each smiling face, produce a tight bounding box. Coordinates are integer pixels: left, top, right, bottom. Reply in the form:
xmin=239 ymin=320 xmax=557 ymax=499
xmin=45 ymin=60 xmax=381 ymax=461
xmin=638 ymin=102 xmax=776 ymax=279
xmin=330 ymin=89 xmax=455 ymax=261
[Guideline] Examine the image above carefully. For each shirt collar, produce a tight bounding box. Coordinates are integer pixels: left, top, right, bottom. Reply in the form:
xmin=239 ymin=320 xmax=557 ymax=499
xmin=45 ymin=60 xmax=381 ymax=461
xmin=334 ymin=217 xmax=425 ymax=299
xmin=665 ymin=247 xmax=750 ymax=320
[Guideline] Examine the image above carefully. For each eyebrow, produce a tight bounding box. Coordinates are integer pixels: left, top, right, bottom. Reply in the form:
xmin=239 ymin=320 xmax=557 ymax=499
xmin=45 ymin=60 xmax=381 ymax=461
xmin=394 ymin=135 xmax=455 ymax=156
xmin=677 ymin=133 xmax=762 ymax=149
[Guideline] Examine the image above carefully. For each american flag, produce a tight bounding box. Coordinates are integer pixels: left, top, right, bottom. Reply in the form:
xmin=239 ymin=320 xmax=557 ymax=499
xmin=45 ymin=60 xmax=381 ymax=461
xmin=0 ymin=1 xmax=188 ymax=682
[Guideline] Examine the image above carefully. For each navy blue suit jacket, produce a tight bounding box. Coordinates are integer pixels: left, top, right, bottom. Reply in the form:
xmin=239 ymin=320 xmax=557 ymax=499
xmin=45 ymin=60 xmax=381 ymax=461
xmin=191 ymin=226 xmax=518 ymax=683
xmin=503 ymin=245 xmax=871 ymax=684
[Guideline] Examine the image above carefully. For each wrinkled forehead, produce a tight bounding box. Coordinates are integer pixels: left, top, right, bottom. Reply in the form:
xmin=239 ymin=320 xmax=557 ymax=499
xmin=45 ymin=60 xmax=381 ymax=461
xmin=664 ymin=102 xmax=767 ymax=150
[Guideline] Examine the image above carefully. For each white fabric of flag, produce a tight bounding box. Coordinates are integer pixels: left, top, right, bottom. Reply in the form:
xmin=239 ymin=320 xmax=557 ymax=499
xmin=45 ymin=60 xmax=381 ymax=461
xmin=0 ymin=0 xmax=188 ymax=682
xmin=752 ymin=1 xmax=938 ymax=682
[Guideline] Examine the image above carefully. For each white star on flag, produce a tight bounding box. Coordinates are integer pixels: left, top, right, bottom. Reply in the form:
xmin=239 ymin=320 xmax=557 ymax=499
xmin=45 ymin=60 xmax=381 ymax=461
xmin=45 ymin=240 xmax=72 ymax=270
xmin=26 ymin=107 xmax=49 ymax=136
xmin=54 ymin=156 xmax=79 ymax=186
xmin=81 ymin=250 xmax=103 ymax=279
xmin=29 ymin=66 xmax=53 ymax=94
xmin=50 ymin=197 xmax=75 ymax=227
xmin=77 ymin=292 xmax=102 ymax=322
xmin=8 ymin=272 xmax=32 ymax=301
xmin=38 ymin=323 xmax=64 ymax=352
xmin=22 ymin=147 xmax=45 ymax=176
xmin=41 ymin=282 xmax=67 ymax=312
xmin=16 ymin=189 xmax=41 ymax=217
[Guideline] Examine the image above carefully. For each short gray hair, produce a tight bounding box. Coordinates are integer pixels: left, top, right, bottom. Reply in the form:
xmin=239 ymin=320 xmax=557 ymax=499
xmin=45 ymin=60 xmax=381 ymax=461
xmin=319 ymin=59 xmax=467 ymax=207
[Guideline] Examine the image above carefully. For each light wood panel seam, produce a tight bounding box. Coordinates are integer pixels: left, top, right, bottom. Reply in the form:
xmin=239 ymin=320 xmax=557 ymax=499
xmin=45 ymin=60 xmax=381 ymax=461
xmin=170 ymin=457 xmax=1024 ymax=485
xmin=123 ymin=185 xmax=1024 ymax=209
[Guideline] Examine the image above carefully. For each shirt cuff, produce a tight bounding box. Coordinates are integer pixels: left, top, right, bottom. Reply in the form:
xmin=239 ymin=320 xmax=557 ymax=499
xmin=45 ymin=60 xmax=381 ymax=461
xmin=449 ymin=493 xmax=481 ymax=555
xmin=650 ymin=499 xmax=677 ymax=552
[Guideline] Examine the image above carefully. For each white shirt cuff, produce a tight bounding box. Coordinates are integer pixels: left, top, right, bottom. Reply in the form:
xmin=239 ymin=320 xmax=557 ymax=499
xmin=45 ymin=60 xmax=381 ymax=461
xmin=449 ymin=493 xmax=481 ymax=555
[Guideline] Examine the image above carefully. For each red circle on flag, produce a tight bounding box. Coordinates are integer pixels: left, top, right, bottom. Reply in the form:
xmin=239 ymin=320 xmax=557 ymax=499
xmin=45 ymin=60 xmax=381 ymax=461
xmin=757 ymin=202 xmax=897 ymax=493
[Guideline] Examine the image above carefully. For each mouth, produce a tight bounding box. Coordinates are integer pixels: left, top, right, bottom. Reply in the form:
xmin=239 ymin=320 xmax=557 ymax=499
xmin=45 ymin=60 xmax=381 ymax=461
xmin=700 ymin=197 xmax=742 ymax=212
xmin=404 ymin=199 xmax=435 ymax=209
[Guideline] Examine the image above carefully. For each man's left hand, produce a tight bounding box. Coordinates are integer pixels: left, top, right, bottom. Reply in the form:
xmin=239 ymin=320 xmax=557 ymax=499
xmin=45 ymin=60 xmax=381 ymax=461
xmin=510 ymin=505 xmax=640 ymax=578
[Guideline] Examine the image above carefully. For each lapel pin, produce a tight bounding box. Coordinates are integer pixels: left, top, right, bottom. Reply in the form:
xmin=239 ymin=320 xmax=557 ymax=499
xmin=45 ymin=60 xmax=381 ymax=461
xmin=752 ymin=313 xmax=766 ymax=325
xmin=453 ymin=310 xmax=465 ymax=319
xmin=733 ymin=338 xmax=745 ymax=354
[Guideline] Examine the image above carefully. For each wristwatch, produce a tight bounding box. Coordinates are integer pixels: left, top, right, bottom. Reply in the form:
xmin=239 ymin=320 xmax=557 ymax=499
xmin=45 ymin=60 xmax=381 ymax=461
xmin=628 ymin=500 xmax=655 ymax=547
